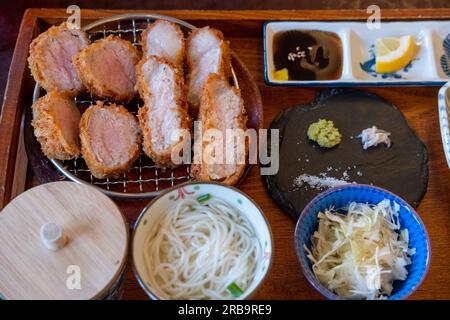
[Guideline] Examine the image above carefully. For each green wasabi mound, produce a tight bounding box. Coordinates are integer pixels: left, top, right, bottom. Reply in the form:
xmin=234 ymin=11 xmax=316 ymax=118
xmin=307 ymin=119 xmax=342 ymax=148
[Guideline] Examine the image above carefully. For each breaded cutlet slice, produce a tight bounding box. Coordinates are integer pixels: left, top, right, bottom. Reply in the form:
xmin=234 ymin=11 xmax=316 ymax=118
xmin=31 ymin=91 xmax=81 ymax=160
xmin=136 ymin=55 xmax=191 ymax=167
xmin=73 ymin=35 xmax=140 ymax=102
xmin=28 ymin=23 xmax=90 ymax=96
xmin=141 ymin=19 xmax=185 ymax=67
xmin=186 ymin=27 xmax=231 ymax=114
xmin=191 ymin=73 xmax=247 ymax=186
xmin=79 ymin=101 xmax=141 ymax=179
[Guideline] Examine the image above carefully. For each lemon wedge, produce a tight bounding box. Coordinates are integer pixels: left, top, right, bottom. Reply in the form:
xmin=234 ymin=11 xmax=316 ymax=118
xmin=375 ymin=35 xmax=417 ymax=73
xmin=273 ymin=68 xmax=289 ymax=81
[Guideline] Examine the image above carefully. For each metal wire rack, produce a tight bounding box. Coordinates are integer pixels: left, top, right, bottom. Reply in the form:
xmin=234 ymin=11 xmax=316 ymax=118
xmin=32 ymin=14 xmax=239 ymax=199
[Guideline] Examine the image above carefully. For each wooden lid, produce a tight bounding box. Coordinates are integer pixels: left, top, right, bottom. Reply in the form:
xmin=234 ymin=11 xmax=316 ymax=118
xmin=0 ymin=182 xmax=128 ymax=300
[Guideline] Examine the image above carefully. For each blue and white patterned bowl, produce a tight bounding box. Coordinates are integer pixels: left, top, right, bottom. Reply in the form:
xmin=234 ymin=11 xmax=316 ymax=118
xmin=294 ymin=184 xmax=430 ymax=300
xmin=438 ymin=82 xmax=450 ymax=169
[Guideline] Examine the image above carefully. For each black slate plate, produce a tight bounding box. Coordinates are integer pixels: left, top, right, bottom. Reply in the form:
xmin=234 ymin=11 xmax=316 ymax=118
xmin=262 ymin=89 xmax=429 ymax=220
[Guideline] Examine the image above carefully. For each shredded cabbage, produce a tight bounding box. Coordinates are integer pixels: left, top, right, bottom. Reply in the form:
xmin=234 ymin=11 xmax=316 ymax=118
xmin=304 ymin=199 xmax=415 ymax=300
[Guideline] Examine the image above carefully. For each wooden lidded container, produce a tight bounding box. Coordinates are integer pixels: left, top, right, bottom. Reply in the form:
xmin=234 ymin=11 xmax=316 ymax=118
xmin=0 ymin=182 xmax=129 ymax=300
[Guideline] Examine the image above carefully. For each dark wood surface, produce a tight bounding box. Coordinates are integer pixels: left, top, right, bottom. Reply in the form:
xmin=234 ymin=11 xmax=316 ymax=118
xmin=1 ymin=8 xmax=450 ymax=300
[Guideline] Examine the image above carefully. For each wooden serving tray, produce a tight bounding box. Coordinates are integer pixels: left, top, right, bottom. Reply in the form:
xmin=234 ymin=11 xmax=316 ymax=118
xmin=1 ymin=8 xmax=450 ymax=300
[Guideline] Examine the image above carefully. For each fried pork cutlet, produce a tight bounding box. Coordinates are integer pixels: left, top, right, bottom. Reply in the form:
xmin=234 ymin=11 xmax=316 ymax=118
xmin=141 ymin=19 xmax=185 ymax=67
xmin=191 ymin=74 xmax=247 ymax=186
xmin=79 ymin=102 xmax=141 ymax=179
xmin=136 ymin=55 xmax=191 ymax=167
xmin=186 ymin=27 xmax=231 ymax=114
xmin=28 ymin=23 xmax=90 ymax=96
xmin=73 ymin=35 xmax=140 ymax=102
xmin=31 ymin=91 xmax=81 ymax=160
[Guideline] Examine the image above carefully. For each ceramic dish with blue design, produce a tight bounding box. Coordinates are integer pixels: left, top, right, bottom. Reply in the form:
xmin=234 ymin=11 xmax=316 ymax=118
xmin=294 ymin=184 xmax=430 ymax=300
xmin=264 ymin=20 xmax=450 ymax=86
xmin=438 ymin=81 xmax=450 ymax=169
xmin=132 ymin=181 xmax=273 ymax=300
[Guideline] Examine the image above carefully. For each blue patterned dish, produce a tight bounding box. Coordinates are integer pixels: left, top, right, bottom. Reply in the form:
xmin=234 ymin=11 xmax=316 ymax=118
xmin=440 ymin=34 xmax=450 ymax=77
xmin=359 ymin=44 xmax=418 ymax=80
xmin=294 ymin=184 xmax=430 ymax=300
xmin=438 ymin=82 xmax=450 ymax=169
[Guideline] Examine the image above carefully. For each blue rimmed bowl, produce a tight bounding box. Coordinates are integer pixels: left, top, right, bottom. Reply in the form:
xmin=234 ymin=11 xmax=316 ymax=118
xmin=294 ymin=184 xmax=430 ymax=300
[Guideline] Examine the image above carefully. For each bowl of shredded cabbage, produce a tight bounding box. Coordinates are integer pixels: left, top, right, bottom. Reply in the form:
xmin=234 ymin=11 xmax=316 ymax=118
xmin=294 ymin=184 xmax=430 ymax=300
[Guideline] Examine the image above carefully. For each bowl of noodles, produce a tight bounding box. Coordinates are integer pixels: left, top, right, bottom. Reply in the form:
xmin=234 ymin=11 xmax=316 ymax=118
xmin=131 ymin=181 xmax=273 ymax=300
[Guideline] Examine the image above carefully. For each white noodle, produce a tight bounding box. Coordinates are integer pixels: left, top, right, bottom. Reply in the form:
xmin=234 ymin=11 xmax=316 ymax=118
xmin=144 ymin=196 xmax=261 ymax=300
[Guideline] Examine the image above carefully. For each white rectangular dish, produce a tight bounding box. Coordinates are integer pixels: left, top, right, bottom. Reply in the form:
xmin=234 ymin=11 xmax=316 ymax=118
xmin=264 ymin=20 xmax=450 ymax=86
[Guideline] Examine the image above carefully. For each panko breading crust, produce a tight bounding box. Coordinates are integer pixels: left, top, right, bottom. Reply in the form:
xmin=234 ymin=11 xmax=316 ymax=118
xmin=136 ymin=55 xmax=191 ymax=167
xmin=186 ymin=27 xmax=231 ymax=113
xmin=79 ymin=101 xmax=141 ymax=179
xmin=73 ymin=35 xmax=140 ymax=102
xmin=31 ymin=91 xmax=81 ymax=160
xmin=191 ymin=73 xmax=248 ymax=186
xmin=141 ymin=19 xmax=185 ymax=66
xmin=28 ymin=22 xmax=90 ymax=96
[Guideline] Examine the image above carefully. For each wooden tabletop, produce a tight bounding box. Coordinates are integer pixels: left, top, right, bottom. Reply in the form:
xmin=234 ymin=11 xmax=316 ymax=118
xmin=5 ymin=9 xmax=450 ymax=300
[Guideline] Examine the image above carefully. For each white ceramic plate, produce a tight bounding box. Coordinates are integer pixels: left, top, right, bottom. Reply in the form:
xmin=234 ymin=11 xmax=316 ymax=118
xmin=264 ymin=20 xmax=450 ymax=86
xmin=131 ymin=182 xmax=273 ymax=300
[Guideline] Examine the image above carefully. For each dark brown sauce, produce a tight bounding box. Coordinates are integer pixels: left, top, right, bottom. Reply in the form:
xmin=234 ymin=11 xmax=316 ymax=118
xmin=273 ymin=30 xmax=343 ymax=81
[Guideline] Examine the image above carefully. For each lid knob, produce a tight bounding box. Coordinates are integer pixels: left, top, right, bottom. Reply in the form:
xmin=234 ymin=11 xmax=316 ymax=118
xmin=40 ymin=222 xmax=67 ymax=251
